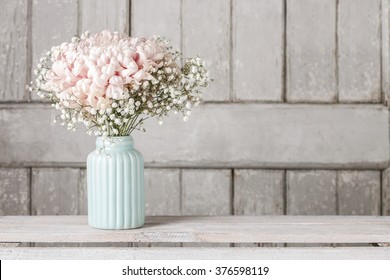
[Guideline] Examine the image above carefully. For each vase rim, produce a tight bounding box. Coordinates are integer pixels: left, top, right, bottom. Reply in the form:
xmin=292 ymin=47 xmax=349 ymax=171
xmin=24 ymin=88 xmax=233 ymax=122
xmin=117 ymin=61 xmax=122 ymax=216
xmin=96 ymin=135 xmax=133 ymax=139
xmin=95 ymin=135 xmax=134 ymax=149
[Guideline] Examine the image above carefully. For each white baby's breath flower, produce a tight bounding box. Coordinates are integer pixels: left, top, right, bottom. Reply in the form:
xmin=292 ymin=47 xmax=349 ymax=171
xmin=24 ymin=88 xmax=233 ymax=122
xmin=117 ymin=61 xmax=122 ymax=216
xmin=28 ymin=30 xmax=210 ymax=136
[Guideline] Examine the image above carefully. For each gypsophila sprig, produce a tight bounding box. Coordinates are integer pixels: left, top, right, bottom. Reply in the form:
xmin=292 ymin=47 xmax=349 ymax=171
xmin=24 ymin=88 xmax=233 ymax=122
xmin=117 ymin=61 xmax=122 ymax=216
xmin=28 ymin=30 xmax=210 ymax=136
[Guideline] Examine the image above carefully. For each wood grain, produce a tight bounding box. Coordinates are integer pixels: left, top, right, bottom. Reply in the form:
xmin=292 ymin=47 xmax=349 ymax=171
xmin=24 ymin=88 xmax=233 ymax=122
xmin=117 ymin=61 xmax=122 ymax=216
xmin=234 ymin=169 xmax=284 ymax=248
xmin=182 ymin=0 xmax=230 ymax=101
xmin=78 ymin=169 xmax=88 ymax=215
xmin=2 ymin=247 xmax=390 ymax=260
xmin=0 ymin=168 xmax=30 ymax=215
xmin=79 ymin=0 xmax=129 ymax=34
xmin=383 ymin=168 xmax=390 ymax=216
xmin=338 ymin=171 xmax=381 ymax=215
xmin=1 ymin=104 xmax=388 ymax=169
xmin=287 ymin=0 xmax=336 ymax=102
xmin=131 ymin=0 xmax=181 ymax=47
xmin=287 ymin=171 xmax=337 ymax=215
xmin=234 ymin=170 xmax=284 ymax=215
xmin=144 ymin=169 xmax=181 ymax=216
xmin=383 ymin=0 xmax=390 ymax=103
xmin=182 ymin=170 xmax=232 ymax=215
xmin=0 ymin=0 xmax=28 ymax=101
xmin=1 ymin=216 xmax=390 ymax=243
xmin=31 ymin=168 xmax=83 ymax=215
xmin=232 ymin=0 xmax=284 ymax=101
xmin=338 ymin=0 xmax=381 ymax=102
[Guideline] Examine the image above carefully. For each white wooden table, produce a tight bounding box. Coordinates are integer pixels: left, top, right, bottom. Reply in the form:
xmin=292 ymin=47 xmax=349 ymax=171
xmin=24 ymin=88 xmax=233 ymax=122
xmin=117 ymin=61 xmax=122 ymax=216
xmin=1 ymin=216 xmax=390 ymax=259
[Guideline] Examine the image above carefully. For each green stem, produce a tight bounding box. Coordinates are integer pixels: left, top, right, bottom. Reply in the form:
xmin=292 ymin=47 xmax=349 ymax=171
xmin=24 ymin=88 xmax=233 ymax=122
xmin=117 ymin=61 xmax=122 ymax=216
xmin=128 ymin=116 xmax=150 ymax=135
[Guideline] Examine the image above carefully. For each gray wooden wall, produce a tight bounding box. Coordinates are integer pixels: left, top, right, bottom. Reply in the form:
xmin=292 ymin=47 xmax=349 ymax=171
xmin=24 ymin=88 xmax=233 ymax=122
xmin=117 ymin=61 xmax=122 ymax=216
xmin=1 ymin=0 xmax=390 ymax=222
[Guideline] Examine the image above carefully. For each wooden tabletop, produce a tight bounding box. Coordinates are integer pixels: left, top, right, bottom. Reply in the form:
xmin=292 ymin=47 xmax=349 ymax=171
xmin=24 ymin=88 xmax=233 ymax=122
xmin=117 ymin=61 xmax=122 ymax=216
xmin=1 ymin=215 xmax=390 ymax=244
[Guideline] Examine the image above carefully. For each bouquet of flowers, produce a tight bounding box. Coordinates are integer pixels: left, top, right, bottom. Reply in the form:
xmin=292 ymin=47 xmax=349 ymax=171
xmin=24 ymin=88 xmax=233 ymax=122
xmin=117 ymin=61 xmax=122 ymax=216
xmin=28 ymin=30 xmax=210 ymax=136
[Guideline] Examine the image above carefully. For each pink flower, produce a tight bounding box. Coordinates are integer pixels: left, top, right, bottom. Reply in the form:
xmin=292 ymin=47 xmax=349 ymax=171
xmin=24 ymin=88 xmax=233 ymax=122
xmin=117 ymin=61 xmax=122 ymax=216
xmin=45 ymin=30 xmax=172 ymax=111
xmin=30 ymin=29 xmax=210 ymax=137
xmin=106 ymin=76 xmax=124 ymax=99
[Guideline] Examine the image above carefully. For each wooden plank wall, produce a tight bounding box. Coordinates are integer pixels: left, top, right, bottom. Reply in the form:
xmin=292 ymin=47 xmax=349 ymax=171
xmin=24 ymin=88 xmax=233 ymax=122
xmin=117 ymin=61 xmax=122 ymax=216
xmin=1 ymin=0 xmax=390 ymax=247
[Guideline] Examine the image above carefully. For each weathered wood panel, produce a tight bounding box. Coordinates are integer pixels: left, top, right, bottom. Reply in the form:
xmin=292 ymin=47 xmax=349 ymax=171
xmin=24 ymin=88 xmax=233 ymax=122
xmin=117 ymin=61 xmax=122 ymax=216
xmin=31 ymin=168 xmax=83 ymax=215
xmin=79 ymin=0 xmax=129 ymax=33
xmin=338 ymin=171 xmax=381 ymax=215
xmin=1 ymin=216 xmax=390 ymax=243
xmin=383 ymin=0 xmax=390 ymax=103
xmin=338 ymin=0 xmax=381 ymax=102
xmin=0 ymin=0 xmax=28 ymax=101
xmin=234 ymin=170 xmax=284 ymax=215
xmin=181 ymin=168 xmax=232 ymax=248
xmin=383 ymin=168 xmax=390 ymax=216
xmin=131 ymin=0 xmax=181 ymax=47
xmin=1 ymin=104 xmax=388 ymax=169
xmin=31 ymin=0 xmax=78 ymax=101
xmin=287 ymin=0 xmax=336 ymax=102
xmin=234 ymin=169 xmax=284 ymax=248
xmin=182 ymin=170 xmax=232 ymax=215
xmin=0 ymin=104 xmax=95 ymax=164
xmin=137 ymin=169 xmax=181 ymax=247
xmin=182 ymin=0 xmax=230 ymax=101
xmin=0 ymin=169 xmax=30 ymax=215
xmin=78 ymin=169 xmax=88 ymax=215
xmin=2 ymin=247 xmax=390 ymax=260
xmin=232 ymin=0 xmax=284 ymax=101
xmin=133 ymin=104 xmax=389 ymax=168
xmin=144 ymin=169 xmax=180 ymax=216
xmin=287 ymin=171 xmax=337 ymax=215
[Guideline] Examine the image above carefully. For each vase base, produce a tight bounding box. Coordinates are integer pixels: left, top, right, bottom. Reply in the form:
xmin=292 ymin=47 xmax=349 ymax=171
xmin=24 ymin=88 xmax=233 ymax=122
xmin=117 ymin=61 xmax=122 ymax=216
xmin=88 ymin=222 xmax=144 ymax=230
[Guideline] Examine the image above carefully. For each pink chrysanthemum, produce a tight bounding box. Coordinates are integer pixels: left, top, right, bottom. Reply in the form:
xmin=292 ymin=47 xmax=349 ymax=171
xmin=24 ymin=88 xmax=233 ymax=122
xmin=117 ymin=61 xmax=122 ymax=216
xmin=29 ymin=30 xmax=210 ymax=136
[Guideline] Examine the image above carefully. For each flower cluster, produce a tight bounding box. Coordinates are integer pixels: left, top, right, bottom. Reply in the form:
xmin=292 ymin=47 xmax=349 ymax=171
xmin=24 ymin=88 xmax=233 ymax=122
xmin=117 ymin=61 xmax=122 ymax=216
xmin=28 ymin=30 xmax=210 ymax=136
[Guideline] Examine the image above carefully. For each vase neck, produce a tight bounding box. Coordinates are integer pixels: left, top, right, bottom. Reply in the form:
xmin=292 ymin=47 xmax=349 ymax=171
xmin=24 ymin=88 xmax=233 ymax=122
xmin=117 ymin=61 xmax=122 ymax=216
xmin=96 ymin=136 xmax=134 ymax=150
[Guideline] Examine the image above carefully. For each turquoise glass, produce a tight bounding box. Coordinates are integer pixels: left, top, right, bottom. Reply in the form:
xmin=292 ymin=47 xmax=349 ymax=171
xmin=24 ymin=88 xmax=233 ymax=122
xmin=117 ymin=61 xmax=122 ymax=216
xmin=87 ymin=136 xmax=144 ymax=229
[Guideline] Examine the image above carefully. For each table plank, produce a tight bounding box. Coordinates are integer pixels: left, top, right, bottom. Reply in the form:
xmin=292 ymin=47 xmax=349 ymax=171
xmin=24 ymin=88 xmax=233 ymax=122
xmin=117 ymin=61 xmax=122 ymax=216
xmin=1 ymin=216 xmax=390 ymax=243
xmin=1 ymin=247 xmax=390 ymax=260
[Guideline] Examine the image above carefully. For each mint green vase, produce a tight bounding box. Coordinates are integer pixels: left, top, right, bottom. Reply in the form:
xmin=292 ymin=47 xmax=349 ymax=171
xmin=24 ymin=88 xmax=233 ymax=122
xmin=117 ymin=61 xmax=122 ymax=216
xmin=87 ymin=136 xmax=144 ymax=229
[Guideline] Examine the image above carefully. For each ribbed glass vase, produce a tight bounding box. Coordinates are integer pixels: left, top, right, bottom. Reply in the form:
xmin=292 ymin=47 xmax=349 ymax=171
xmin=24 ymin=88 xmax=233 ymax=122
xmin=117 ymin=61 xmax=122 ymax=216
xmin=87 ymin=136 xmax=144 ymax=229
